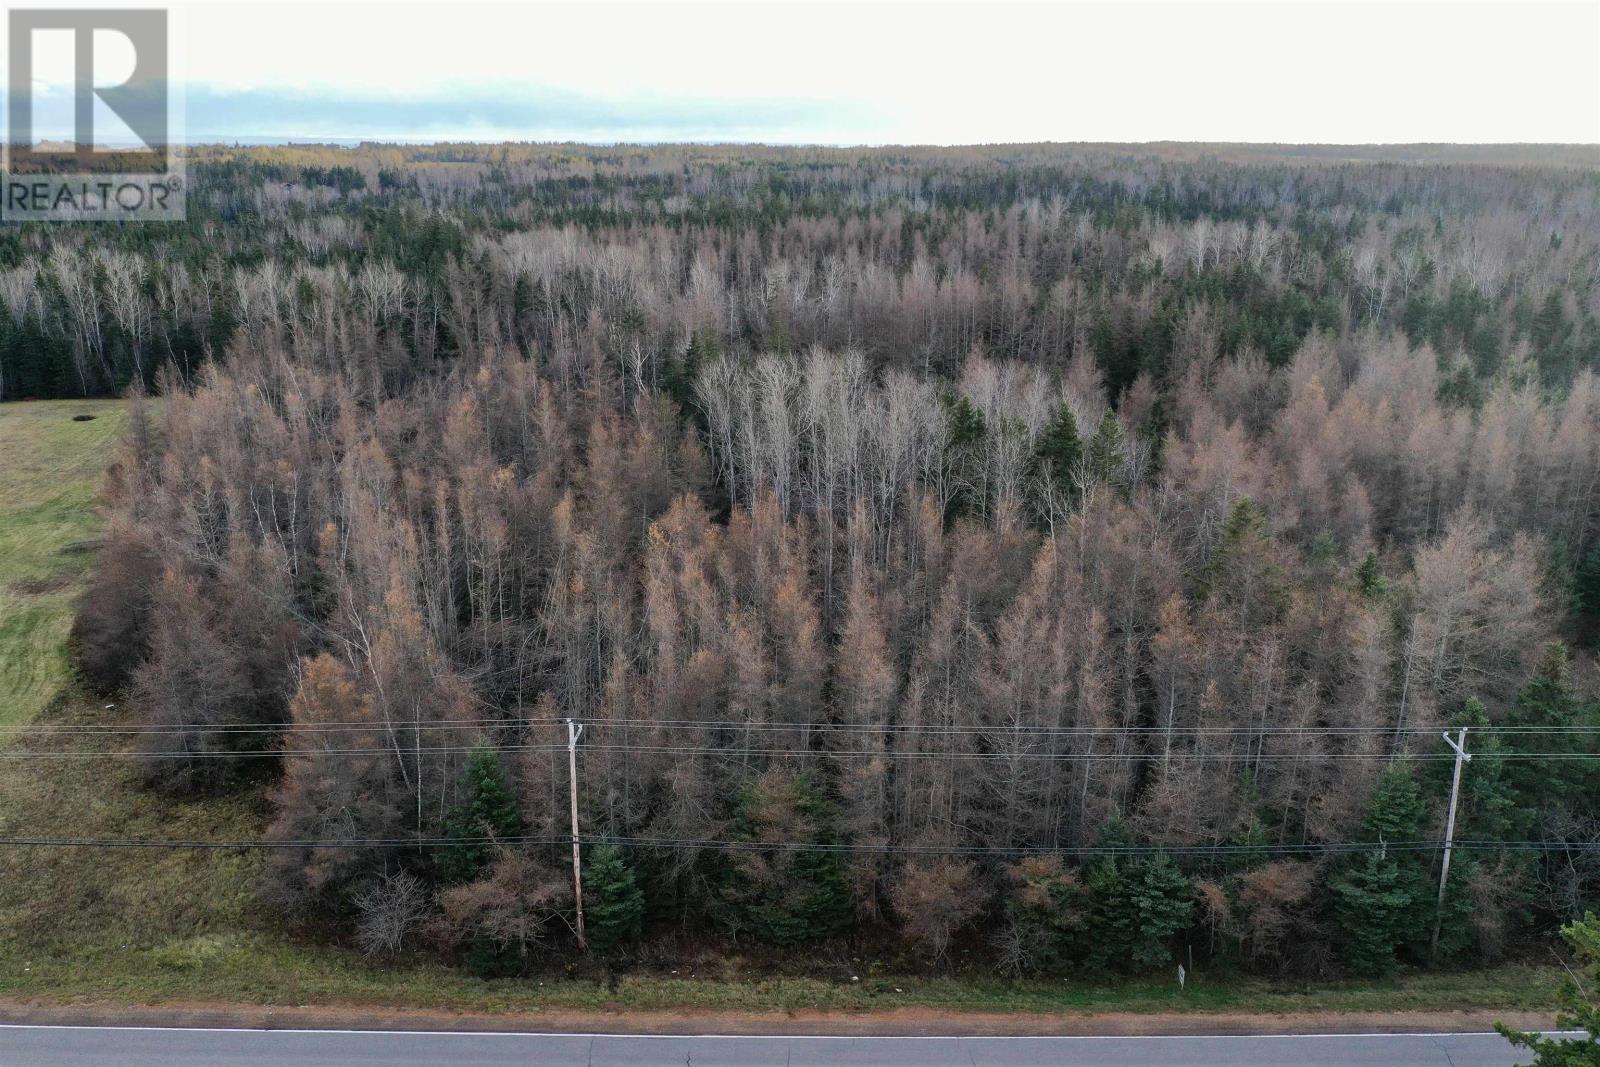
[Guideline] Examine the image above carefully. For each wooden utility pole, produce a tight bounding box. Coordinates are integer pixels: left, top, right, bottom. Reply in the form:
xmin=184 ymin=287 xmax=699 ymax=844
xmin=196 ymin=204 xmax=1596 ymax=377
xmin=565 ymin=717 xmax=587 ymax=950
xmin=1431 ymin=727 xmax=1471 ymax=960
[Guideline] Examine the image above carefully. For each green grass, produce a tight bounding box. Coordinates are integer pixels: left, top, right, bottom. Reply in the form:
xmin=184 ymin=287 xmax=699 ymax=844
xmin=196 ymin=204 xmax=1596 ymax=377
xmin=0 ymin=950 xmax=1567 ymax=1017
xmin=0 ymin=931 xmax=1568 ymax=1017
xmin=0 ymin=399 xmax=126 ymax=729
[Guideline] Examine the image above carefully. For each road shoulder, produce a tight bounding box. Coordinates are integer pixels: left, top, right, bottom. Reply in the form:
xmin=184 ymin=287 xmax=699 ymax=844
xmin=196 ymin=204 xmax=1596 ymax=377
xmin=0 ymin=1002 xmax=1559 ymax=1037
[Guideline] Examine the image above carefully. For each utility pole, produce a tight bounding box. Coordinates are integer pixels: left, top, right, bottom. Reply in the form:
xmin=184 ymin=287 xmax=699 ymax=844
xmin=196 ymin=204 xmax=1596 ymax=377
xmin=1431 ymin=726 xmax=1471 ymax=960
xmin=565 ymin=718 xmax=587 ymax=950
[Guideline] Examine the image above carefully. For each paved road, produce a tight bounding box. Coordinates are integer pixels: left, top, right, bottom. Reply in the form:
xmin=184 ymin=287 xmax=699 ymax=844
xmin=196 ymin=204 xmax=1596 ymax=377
xmin=0 ymin=1024 xmax=1557 ymax=1065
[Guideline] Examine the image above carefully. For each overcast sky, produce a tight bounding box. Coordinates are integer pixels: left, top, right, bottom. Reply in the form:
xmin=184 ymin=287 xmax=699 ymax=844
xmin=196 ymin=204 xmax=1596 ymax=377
xmin=23 ymin=0 xmax=1600 ymax=144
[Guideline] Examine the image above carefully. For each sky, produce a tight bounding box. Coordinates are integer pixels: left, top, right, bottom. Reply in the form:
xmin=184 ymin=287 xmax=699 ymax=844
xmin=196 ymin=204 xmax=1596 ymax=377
xmin=14 ymin=0 xmax=1600 ymax=145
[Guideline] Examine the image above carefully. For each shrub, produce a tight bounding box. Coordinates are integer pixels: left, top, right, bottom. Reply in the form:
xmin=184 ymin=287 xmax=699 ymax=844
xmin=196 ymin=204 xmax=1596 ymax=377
xmin=69 ymin=528 xmax=158 ymax=693
xmin=435 ymin=851 xmax=571 ymax=975
xmin=890 ymin=858 xmax=984 ymax=963
xmin=995 ymin=856 xmax=1087 ymax=975
xmin=352 ymin=870 xmax=430 ymax=957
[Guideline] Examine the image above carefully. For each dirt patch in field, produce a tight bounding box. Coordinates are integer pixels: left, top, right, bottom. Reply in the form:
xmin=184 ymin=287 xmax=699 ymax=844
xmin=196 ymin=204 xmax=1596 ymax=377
xmin=8 ymin=574 xmax=73 ymax=596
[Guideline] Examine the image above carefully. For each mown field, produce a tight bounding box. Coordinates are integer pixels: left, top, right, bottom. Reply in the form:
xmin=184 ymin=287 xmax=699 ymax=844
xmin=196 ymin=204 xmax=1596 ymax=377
xmin=0 ymin=397 xmax=1566 ymax=1021
xmin=0 ymin=399 xmax=126 ymax=729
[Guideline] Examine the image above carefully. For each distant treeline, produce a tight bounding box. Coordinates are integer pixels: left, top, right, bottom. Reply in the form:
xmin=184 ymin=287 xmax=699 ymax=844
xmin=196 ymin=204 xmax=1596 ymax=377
xmin=3 ymin=142 xmax=1597 ymax=402
xmin=61 ymin=143 xmax=1600 ymax=978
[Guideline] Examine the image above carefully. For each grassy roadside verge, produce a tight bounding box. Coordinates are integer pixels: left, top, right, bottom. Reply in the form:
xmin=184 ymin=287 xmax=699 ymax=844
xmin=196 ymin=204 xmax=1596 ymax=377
xmin=0 ymin=399 xmax=125 ymax=729
xmin=0 ymin=936 xmax=1566 ymax=1018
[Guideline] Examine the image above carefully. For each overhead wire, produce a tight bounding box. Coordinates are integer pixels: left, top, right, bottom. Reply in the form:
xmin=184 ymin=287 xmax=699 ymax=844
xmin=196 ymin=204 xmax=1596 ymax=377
xmin=0 ymin=834 xmax=1590 ymax=857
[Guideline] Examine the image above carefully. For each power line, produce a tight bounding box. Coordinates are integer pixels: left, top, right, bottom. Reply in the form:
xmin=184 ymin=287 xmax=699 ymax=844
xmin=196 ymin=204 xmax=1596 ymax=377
xmin=0 ymin=833 xmax=1589 ymax=857
xmin=6 ymin=717 xmax=1600 ymax=737
xmin=587 ymin=837 xmax=1600 ymax=858
xmin=3 ymin=743 xmax=1597 ymax=762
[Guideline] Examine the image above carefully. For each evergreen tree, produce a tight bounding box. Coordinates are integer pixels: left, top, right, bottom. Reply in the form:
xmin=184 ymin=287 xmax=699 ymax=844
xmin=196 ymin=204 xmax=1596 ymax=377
xmin=1215 ymin=497 xmax=1269 ymax=561
xmin=999 ymin=856 xmax=1088 ymax=975
xmin=511 ymin=272 xmax=536 ymax=345
xmin=1207 ymin=497 xmax=1287 ymax=624
xmin=1227 ymin=810 xmax=1269 ymax=874
xmin=663 ymin=325 xmax=720 ymax=413
xmin=1573 ymin=542 xmax=1600 ymax=643
xmin=1356 ymin=551 xmax=1388 ymax=600
xmin=1086 ymin=409 xmax=1126 ymax=486
xmin=1361 ymin=764 xmax=1427 ymax=842
xmin=1032 ymin=403 xmax=1082 ymax=489
xmin=943 ymin=391 xmax=986 ymax=450
xmin=1504 ymin=644 xmax=1596 ymax=815
xmin=1432 ymin=859 xmax=1479 ymax=963
xmin=1531 ymin=291 xmax=1573 ymax=382
xmin=1497 ymin=913 xmax=1600 ymax=1065
xmin=1517 ymin=642 xmax=1578 ymax=729
xmin=1084 ymin=850 xmax=1193 ymax=971
xmin=583 ymin=844 xmax=645 ymax=955
xmin=1355 ymin=764 xmax=1432 ymax=958
xmin=1427 ymin=702 xmax=1537 ymax=959
xmin=720 ymin=771 xmax=853 ymax=946
xmin=768 ymin=314 xmax=793 ymax=355
xmin=1331 ymin=851 xmax=1413 ymax=977
xmin=940 ymin=390 xmax=988 ymax=518
xmin=434 ymin=746 xmax=525 ymax=885
xmin=1442 ymin=699 xmax=1534 ymax=842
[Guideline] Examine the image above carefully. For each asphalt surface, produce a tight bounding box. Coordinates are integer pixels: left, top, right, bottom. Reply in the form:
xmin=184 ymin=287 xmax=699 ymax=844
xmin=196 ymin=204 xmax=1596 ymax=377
xmin=0 ymin=1025 xmax=1558 ymax=1065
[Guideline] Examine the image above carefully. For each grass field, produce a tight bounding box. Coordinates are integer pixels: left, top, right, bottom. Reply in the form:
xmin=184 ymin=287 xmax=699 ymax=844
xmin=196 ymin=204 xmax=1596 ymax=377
xmin=0 ymin=399 xmax=126 ymax=729
xmin=0 ymin=396 xmax=1565 ymax=1022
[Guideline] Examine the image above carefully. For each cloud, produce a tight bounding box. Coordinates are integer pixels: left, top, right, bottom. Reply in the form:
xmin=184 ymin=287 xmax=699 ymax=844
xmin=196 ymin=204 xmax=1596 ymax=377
xmin=183 ymin=81 xmax=891 ymax=144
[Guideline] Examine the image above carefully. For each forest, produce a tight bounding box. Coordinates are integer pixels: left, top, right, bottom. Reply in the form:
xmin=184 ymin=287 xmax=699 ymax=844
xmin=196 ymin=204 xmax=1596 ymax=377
xmin=12 ymin=141 xmax=1600 ymax=979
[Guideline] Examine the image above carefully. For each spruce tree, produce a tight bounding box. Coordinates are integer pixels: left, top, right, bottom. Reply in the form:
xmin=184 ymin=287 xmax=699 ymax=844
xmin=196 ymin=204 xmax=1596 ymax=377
xmin=1497 ymin=913 xmax=1600 ymax=1064
xmin=1432 ymin=860 xmax=1478 ymax=963
xmin=1356 ymin=551 xmax=1388 ymax=600
xmin=1356 ymin=764 xmax=1432 ymax=958
xmin=944 ymin=391 xmax=986 ymax=450
xmin=1084 ymin=828 xmax=1193 ymax=972
xmin=1505 ymin=644 xmax=1596 ymax=813
xmin=1441 ymin=699 xmax=1534 ymax=842
xmin=1574 ymin=541 xmax=1600 ymax=639
xmin=435 ymin=746 xmax=525 ymax=885
xmin=583 ymin=844 xmax=645 ymax=955
xmin=1081 ymin=857 xmax=1196 ymax=972
xmin=1531 ymin=291 xmax=1570 ymax=379
xmin=720 ymin=772 xmax=852 ymax=946
xmin=1217 ymin=498 xmax=1270 ymax=562
xmin=1207 ymin=497 xmax=1287 ymax=623
xmin=1361 ymin=764 xmax=1427 ymax=842
xmin=940 ymin=391 xmax=987 ymax=517
xmin=1032 ymin=403 xmax=1082 ymax=490
xmin=1332 ymin=851 xmax=1413 ymax=977
xmin=1125 ymin=856 xmax=1195 ymax=967
xmin=1086 ymin=409 xmax=1126 ymax=486
xmin=1000 ymin=856 xmax=1087 ymax=974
